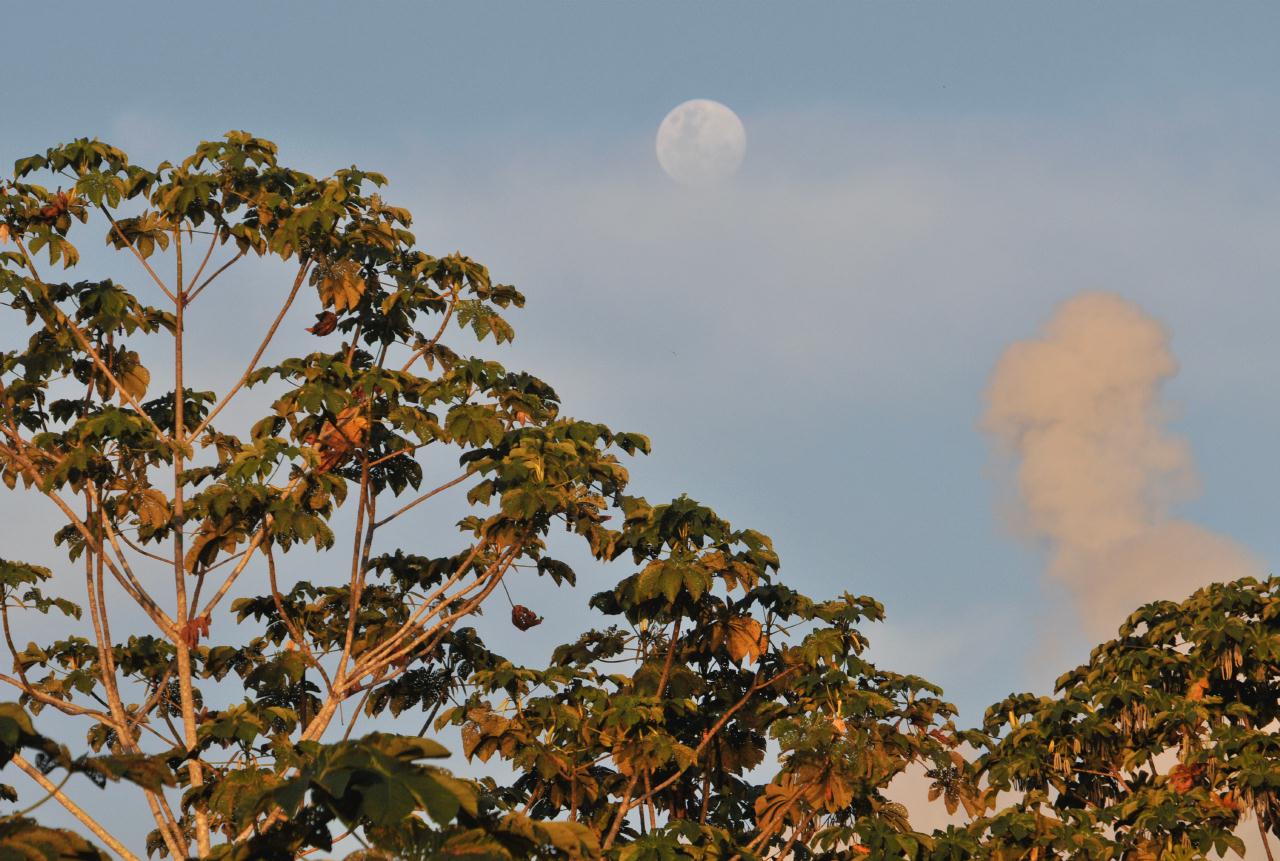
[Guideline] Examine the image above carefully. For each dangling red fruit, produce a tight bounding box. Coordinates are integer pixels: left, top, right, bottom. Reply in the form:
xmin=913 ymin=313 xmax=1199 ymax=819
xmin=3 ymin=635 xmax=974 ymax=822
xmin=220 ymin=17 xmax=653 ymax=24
xmin=307 ymin=311 xmax=338 ymax=336
xmin=511 ymin=605 xmax=543 ymax=631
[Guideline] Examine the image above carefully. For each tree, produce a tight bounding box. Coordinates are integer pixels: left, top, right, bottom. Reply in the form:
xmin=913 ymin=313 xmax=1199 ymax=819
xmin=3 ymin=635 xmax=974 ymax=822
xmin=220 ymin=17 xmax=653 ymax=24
xmin=0 ymin=134 xmax=963 ymax=859
xmin=968 ymin=577 xmax=1280 ymax=861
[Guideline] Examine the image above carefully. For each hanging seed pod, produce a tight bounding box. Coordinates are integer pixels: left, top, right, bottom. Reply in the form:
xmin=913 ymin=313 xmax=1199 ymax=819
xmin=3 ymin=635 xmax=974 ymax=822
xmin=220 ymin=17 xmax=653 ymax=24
xmin=307 ymin=311 xmax=338 ymax=336
xmin=511 ymin=605 xmax=543 ymax=631
xmin=38 ymin=190 xmax=72 ymax=220
xmin=1168 ymin=762 xmax=1205 ymax=793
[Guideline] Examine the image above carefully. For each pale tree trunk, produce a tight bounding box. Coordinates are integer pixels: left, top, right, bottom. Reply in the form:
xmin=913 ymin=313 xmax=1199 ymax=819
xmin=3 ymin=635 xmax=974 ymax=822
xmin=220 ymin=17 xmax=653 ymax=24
xmin=171 ymin=230 xmax=212 ymax=857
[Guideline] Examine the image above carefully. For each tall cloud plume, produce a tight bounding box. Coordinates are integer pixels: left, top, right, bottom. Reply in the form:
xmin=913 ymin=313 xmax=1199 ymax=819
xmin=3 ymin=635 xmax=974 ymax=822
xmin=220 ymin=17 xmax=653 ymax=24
xmin=983 ymin=292 xmax=1261 ymax=637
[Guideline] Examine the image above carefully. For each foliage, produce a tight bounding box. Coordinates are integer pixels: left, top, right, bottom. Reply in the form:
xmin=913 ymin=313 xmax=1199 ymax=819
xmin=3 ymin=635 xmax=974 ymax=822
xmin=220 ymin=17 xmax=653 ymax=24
xmin=963 ymin=578 xmax=1280 ymax=860
xmin=0 ymin=134 xmax=1274 ymax=860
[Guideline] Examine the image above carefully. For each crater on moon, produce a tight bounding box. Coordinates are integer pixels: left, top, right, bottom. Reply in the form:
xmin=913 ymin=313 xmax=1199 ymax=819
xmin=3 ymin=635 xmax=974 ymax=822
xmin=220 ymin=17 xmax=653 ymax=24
xmin=656 ymin=99 xmax=746 ymax=187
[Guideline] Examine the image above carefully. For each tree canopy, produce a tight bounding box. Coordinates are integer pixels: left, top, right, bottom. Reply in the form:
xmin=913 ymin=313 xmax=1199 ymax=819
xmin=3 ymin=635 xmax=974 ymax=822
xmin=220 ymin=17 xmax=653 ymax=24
xmin=0 ymin=134 xmax=1276 ymax=860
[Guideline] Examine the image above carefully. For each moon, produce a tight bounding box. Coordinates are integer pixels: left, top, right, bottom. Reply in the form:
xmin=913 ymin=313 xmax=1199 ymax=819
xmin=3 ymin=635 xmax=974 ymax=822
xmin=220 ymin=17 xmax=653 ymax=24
xmin=655 ymin=99 xmax=746 ymax=187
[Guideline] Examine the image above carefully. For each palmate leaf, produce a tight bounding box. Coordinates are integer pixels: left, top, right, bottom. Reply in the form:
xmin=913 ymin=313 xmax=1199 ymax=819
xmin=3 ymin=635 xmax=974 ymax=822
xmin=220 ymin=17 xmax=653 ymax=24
xmin=724 ymin=617 xmax=767 ymax=665
xmin=265 ymin=734 xmax=472 ymax=832
xmin=104 ymin=211 xmax=171 ymax=259
xmin=455 ymin=299 xmax=515 ymax=344
xmin=0 ymin=818 xmax=109 ymax=861
xmin=430 ymin=815 xmax=600 ymax=861
xmin=0 ymin=701 xmax=42 ymax=764
xmin=80 ymin=752 xmax=176 ymax=792
xmin=115 ymin=351 xmax=149 ymax=403
xmin=0 ymin=559 xmax=53 ymax=592
xmin=312 ymin=259 xmax=366 ymax=312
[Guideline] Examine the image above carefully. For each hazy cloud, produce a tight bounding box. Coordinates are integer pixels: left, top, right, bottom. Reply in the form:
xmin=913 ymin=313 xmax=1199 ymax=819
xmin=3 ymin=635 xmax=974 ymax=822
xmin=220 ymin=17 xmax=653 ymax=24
xmin=983 ymin=292 xmax=1262 ymax=637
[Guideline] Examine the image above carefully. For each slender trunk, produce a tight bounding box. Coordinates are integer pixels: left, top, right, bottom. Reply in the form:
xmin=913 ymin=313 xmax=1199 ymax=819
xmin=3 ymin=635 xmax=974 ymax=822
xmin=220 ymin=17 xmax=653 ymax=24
xmin=699 ymin=769 xmax=711 ymax=824
xmin=643 ymin=768 xmax=657 ymax=830
xmin=86 ymin=494 xmax=186 ymax=859
xmin=171 ymin=231 xmax=212 ymax=857
xmin=335 ymin=458 xmax=373 ymax=688
xmin=1259 ymin=817 xmax=1276 ymax=861
xmin=602 ymin=772 xmax=641 ymax=850
xmin=771 ymin=811 xmax=816 ymax=861
xmin=603 ymin=622 xmax=683 ymax=850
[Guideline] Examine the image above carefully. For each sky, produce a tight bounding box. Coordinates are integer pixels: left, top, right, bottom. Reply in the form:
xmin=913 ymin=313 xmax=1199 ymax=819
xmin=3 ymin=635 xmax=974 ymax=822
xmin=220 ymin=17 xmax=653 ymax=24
xmin=3 ymin=0 xmax=1280 ymax=852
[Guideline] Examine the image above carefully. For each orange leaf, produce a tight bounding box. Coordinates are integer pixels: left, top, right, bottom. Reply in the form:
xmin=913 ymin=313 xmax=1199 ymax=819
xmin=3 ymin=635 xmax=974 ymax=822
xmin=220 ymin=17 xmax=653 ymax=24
xmin=725 ymin=617 xmax=767 ymax=664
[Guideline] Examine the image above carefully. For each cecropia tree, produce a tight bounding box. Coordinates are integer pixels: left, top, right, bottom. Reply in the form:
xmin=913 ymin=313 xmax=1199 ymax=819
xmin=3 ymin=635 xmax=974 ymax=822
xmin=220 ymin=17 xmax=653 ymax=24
xmin=0 ymin=134 xmax=963 ymax=859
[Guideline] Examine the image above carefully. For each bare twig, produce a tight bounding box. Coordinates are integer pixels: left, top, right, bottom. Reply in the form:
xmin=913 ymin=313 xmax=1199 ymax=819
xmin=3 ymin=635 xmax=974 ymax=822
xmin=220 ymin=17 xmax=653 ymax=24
xmin=266 ymin=545 xmax=334 ymax=693
xmin=185 ymin=231 xmax=219 ymax=295
xmin=399 ymin=288 xmax=460 ymax=372
xmin=189 ymin=258 xmax=310 ymax=442
xmin=98 ymin=204 xmax=177 ymax=303
xmin=371 ymin=473 xmax=469 ymax=529
xmin=186 ymin=247 xmax=246 ymax=303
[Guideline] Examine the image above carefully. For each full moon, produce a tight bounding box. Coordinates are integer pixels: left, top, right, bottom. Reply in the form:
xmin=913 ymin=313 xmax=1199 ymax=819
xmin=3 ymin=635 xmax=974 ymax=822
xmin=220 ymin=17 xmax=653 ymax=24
xmin=655 ymin=99 xmax=746 ymax=187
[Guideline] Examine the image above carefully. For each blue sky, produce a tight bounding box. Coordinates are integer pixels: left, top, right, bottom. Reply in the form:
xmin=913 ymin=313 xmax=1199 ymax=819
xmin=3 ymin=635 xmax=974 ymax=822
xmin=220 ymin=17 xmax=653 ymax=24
xmin=4 ymin=2 xmax=1280 ymax=844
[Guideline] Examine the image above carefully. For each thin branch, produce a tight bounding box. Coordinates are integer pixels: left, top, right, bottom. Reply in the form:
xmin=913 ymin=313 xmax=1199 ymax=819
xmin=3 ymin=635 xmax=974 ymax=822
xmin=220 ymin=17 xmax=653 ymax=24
xmin=335 ymin=437 xmax=376 ymax=687
xmin=87 ymin=490 xmax=190 ymax=858
xmin=170 ymin=224 xmax=213 ymax=859
xmin=185 ymin=231 xmax=219 ymax=295
xmin=266 ymin=545 xmax=333 ymax=693
xmin=189 ymin=258 xmax=309 ymax=442
xmin=0 ymin=593 xmax=117 ymax=727
xmin=8 ymin=767 xmax=72 ymax=818
xmin=186 ymin=247 xmax=246 ymax=304
xmin=765 ymin=807 xmax=816 ymax=858
xmin=602 ymin=773 xmax=641 ymax=850
xmin=0 ymin=673 xmax=114 ymax=724
xmin=351 ymin=539 xmax=506 ymax=678
xmin=98 ymin=204 xmax=177 ymax=304
xmin=197 ymin=527 xmax=268 ymax=618
xmin=193 ymin=473 xmax=308 ymax=619
xmin=349 ymin=538 xmax=492 ymax=676
xmin=655 ymin=619 xmax=682 ymax=699
xmin=366 ymin=443 xmax=426 ymax=469
xmin=0 ymin=440 xmax=173 ymax=634
xmin=116 ymin=530 xmax=175 ymax=565
xmin=10 ymin=754 xmax=141 ymax=861
xmin=94 ymin=495 xmax=177 ymax=633
xmin=371 ymin=473 xmax=469 ymax=529
xmin=340 ymin=687 xmax=375 ymax=743
xmin=602 ymin=623 xmax=682 ymax=849
xmin=1259 ymin=817 xmax=1276 ymax=861
xmin=11 ymin=237 xmax=172 ymax=444
xmin=629 ymin=666 xmax=800 ymax=811
xmin=125 ymin=659 xmax=177 ymax=735
xmin=399 ymin=287 xmax=460 ymax=372
xmin=348 ymin=549 xmax=521 ymax=695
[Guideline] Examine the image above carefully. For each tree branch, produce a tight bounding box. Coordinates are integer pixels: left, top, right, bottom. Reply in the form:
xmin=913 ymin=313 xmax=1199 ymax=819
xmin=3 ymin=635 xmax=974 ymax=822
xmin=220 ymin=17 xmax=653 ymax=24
xmin=98 ymin=204 xmax=177 ymax=303
xmin=189 ymin=258 xmax=309 ymax=442
xmin=10 ymin=754 xmax=141 ymax=861
xmin=11 ymin=237 xmax=172 ymax=444
xmin=371 ymin=472 xmax=468 ymax=529
xmin=186 ymin=247 xmax=246 ymax=304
